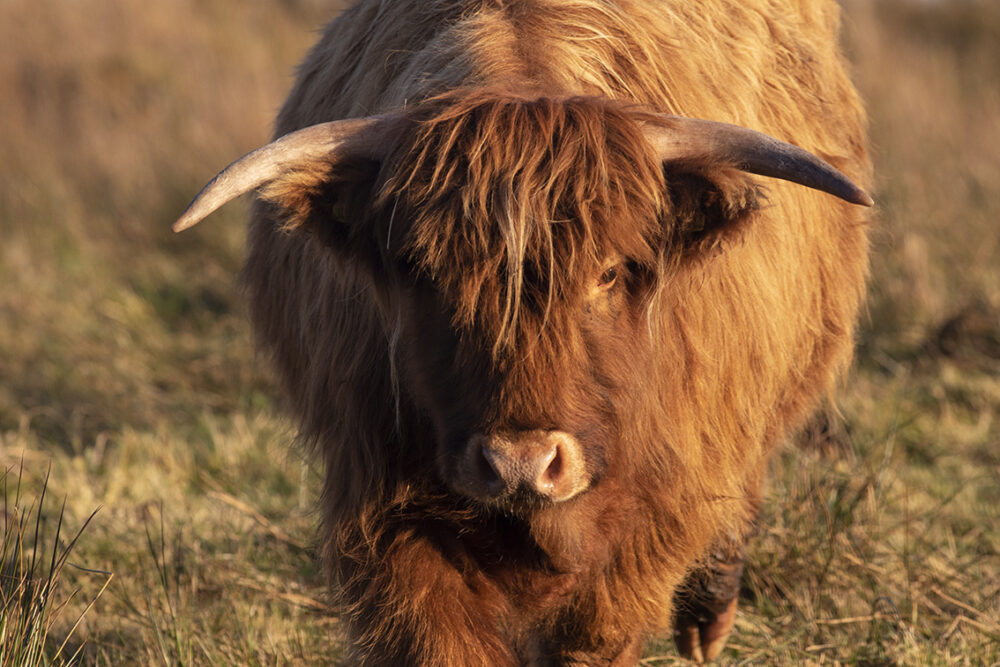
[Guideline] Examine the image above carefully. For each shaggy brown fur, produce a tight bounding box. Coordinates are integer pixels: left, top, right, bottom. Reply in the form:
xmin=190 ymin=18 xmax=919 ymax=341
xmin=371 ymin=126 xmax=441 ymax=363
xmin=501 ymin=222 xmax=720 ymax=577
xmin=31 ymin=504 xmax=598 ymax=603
xmin=238 ymin=1 xmax=871 ymax=664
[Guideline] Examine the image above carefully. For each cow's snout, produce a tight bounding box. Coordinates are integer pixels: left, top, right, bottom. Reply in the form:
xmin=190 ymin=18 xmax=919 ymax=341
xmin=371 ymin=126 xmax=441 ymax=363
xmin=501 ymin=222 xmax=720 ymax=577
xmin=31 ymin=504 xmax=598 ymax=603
xmin=454 ymin=430 xmax=589 ymax=503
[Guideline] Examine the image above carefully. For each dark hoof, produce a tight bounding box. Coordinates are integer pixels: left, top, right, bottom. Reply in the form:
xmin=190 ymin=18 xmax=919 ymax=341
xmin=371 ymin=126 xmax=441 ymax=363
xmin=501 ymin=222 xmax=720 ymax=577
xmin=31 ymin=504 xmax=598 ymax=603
xmin=673 ymin=597 xmax=738 ymax=663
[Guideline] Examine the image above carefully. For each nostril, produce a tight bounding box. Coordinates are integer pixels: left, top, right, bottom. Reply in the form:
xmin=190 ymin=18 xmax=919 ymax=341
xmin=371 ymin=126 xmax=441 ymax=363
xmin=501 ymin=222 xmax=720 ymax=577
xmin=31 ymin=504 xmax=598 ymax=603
xmin=535 ymin=446 xmax=562 ymax=493
xmin=478 ymin=444 xmax=504 ymax=494
xmin=533 ymin=432 xmax=588 ymax=502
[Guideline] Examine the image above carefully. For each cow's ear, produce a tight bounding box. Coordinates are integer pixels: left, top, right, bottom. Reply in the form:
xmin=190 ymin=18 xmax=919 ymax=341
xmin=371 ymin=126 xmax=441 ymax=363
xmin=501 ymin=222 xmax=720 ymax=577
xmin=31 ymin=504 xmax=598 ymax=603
xmin=662 ymin=164 xmax=762 ymax=254
xmin=255 ymin=152 xmax=383 ymax=253
xmin=173 ymin=116 xmax=400 ymax=241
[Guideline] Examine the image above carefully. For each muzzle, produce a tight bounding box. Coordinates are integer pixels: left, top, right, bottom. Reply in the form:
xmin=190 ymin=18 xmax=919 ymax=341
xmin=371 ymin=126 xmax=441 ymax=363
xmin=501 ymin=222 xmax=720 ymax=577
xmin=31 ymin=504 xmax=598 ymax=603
xmin=452 ymin=429 xmax=590 ymax=504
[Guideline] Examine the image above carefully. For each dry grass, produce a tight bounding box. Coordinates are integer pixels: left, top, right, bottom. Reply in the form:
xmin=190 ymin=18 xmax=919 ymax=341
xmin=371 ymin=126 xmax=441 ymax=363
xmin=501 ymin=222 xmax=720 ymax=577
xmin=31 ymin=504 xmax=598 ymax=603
xmin=0 ymin=0 xmax=997 ymax=663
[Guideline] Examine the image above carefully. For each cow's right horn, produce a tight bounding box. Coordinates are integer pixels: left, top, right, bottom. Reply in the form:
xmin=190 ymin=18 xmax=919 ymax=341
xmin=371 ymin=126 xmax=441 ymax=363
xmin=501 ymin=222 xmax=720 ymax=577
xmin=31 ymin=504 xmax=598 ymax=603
xmin=644 ymin=116 xmax=874 ymax=207
xmin=173 ymin=115 xmax=397 ymax=232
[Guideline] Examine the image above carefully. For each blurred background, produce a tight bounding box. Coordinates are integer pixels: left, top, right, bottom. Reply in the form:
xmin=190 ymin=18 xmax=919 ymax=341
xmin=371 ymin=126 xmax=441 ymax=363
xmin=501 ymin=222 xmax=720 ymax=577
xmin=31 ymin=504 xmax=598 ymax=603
xmin=0 ymin=0 xmax=997 ymax=663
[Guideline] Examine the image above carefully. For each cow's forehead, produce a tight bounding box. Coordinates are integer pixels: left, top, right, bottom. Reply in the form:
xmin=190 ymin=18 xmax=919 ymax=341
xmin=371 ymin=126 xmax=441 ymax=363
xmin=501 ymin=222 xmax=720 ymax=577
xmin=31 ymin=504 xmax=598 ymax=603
xmin=378 ymin=92 xmax=667 ymax=344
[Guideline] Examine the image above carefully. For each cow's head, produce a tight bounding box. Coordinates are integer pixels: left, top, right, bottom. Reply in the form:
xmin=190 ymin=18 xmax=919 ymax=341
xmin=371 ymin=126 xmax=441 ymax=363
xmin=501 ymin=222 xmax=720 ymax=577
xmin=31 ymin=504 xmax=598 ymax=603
xmin=174 ymin=92 xmax=871 ymax=513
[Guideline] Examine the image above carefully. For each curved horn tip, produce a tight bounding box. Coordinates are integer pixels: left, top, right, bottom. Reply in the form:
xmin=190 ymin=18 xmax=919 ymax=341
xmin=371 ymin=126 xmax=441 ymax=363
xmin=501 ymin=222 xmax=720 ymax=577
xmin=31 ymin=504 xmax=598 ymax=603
xmin=172 ymin=202 xmax=215 ymax=232
xmin=172 ymin=212 xmax=199 ymax=233
xmin=172 ymin=185 xmax=235 ymax=231
xmin=854 ymin=190 xmax=875 ymax=208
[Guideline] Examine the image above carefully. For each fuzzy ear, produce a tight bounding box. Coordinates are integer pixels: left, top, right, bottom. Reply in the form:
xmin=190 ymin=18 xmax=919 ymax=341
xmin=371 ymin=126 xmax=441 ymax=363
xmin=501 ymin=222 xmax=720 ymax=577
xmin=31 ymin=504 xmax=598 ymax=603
xmin=662 ymin=164 xmax=762 ymax=255
xmin=256 ymin=153 xmax=384 ymax=253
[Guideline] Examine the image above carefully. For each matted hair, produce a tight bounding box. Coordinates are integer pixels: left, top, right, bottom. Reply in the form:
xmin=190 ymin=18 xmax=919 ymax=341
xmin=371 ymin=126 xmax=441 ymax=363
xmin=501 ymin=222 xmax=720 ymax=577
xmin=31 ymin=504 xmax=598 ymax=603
xmin=385 ymin=91 xmax=665 ymax=352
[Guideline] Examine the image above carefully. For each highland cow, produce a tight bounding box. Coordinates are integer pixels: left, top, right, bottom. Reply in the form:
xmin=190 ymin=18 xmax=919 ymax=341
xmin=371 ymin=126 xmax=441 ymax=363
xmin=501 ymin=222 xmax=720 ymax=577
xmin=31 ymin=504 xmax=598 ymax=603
xmin=174 ymin=0 xmax=873 ymax=664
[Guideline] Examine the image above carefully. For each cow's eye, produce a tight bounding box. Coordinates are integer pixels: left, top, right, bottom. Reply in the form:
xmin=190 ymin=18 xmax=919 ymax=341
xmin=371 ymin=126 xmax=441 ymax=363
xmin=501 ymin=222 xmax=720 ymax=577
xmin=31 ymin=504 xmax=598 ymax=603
xmin=597 ymin=266 xmax=618 ymax=289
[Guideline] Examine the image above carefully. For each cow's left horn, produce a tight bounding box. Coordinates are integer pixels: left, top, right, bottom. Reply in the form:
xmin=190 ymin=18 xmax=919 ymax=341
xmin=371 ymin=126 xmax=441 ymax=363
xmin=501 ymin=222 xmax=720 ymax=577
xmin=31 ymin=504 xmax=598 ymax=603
xmin=644 ymin=116 xmax=874 ymax=207
xmin=172 ymin=115 xmax=396 ymax=232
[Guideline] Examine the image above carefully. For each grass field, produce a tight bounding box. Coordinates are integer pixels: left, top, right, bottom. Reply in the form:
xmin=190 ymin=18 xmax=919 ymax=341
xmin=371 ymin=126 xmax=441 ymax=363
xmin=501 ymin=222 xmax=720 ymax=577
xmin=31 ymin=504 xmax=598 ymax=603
xmin=1 ymin=0 xmax=998 ymax=664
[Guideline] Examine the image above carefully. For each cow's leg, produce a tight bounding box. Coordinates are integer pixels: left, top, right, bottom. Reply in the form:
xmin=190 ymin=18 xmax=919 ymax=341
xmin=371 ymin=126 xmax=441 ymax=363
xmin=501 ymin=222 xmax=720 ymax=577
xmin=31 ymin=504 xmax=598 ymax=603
xmin=672 ymin=540 xmax=746 ymax=663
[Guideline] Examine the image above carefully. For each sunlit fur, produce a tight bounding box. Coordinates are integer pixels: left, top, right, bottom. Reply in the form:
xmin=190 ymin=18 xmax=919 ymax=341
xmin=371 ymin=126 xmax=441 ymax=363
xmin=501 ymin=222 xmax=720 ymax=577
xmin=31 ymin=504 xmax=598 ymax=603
xmin=240 ymin=1 xmax=871 ymax=664
xmin=388 ymin=92 xmax=671 ymax=355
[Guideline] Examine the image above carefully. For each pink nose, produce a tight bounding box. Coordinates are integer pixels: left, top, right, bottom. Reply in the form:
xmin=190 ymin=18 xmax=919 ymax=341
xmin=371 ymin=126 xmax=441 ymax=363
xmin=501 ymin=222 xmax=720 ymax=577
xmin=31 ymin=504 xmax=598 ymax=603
xmin=454 ymin=430 xmax=589 ymax=503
